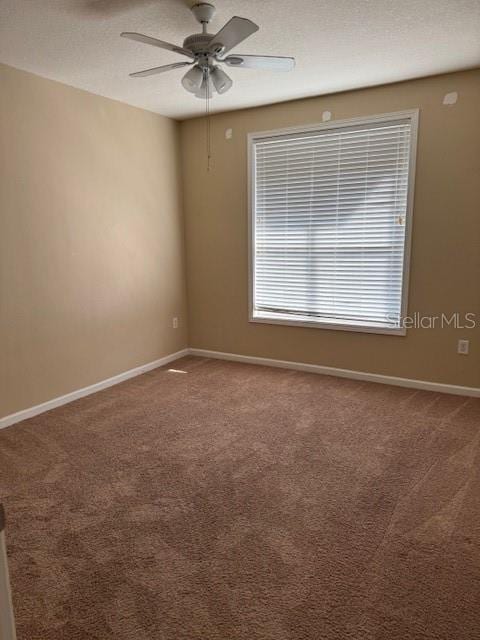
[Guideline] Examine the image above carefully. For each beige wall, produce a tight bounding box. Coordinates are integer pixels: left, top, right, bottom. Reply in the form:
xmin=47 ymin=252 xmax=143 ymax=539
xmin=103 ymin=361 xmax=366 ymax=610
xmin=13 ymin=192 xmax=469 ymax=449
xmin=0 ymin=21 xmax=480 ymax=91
xmin=0 ymin=64 xmax=188 ymax=418
xmin=181 ymin=69 xmax=480 ymax=388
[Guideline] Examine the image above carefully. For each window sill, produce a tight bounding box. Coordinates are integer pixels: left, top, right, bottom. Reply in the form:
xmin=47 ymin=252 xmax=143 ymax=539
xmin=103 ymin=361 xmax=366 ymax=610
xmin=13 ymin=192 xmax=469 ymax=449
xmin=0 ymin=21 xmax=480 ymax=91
xmin=250 ymin=311 xmax=407 ymax=336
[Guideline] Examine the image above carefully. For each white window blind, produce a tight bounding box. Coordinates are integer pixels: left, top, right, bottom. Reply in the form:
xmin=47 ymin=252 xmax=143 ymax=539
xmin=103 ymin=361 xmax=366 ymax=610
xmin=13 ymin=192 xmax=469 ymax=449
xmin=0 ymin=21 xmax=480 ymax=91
xmin=250 ymin=114 xmax=416 ymax=332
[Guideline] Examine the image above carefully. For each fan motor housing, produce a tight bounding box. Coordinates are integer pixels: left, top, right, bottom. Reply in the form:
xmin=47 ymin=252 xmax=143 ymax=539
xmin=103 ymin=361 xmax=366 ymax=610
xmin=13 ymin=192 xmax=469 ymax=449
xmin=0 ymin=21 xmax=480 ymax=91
xmin=183 ymin=33 xmax=213 ymax=55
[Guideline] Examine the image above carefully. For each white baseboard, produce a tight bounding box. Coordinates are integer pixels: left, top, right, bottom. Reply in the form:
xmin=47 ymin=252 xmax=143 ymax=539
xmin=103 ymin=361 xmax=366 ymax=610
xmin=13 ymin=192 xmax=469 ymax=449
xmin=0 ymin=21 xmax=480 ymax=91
xmin=0 ymin=349 xmax=189 ymax=430
xmin=2 ymin=346 xmax=478 ymax=430
xmin=189 ymin=348 xmax=480 ymax=398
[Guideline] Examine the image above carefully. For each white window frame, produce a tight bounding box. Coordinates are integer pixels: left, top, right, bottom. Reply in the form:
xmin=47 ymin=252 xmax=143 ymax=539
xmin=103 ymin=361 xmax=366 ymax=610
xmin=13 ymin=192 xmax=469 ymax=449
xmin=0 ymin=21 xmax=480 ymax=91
xmin=247 ymin=109 xmax=419 ymax=336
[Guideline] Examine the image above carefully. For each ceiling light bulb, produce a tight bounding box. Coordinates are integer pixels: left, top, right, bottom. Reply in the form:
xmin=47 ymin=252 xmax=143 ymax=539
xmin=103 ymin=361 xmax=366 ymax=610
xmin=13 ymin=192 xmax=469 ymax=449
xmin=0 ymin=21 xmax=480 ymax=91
xmin=210 ymin=66 xmax=233 ymax=94
xmin=181 ymin=66 xmax=204 ymax=93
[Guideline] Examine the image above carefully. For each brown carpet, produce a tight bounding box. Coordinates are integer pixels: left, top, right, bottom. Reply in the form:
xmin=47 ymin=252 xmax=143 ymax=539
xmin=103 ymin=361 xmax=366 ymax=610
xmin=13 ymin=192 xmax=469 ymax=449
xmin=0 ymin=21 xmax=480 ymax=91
xmin=1 ymin=356 xmax=480 ymax=639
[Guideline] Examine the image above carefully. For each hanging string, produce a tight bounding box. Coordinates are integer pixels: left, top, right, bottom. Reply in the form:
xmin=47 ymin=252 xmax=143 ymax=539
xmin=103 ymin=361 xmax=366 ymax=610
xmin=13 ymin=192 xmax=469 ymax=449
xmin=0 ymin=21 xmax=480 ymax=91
xmin=205 ymin=68 xmax=212 ymax=172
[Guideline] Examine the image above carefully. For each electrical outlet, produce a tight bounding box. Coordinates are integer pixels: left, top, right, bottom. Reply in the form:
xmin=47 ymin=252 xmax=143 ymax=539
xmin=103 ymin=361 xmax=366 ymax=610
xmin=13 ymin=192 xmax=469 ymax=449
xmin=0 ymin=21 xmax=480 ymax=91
xmin=172 ymin=317 xmax=178 ymax=329
xmin=457 ymin=339 xmax=469 ymax=355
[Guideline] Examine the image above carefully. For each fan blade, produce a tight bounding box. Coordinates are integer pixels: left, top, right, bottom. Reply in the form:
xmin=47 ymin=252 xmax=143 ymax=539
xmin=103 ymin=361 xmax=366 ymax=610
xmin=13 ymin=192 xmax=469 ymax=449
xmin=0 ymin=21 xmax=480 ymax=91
xmin=208 ymin=17 xmax=259 ymax=55
xmin=130 ymin=62 xmax=192 ymax=78
xmin=121 ymin=32 xmax=194 ymax=59
xmin=223 ymin=55 xmax=295 ymax=72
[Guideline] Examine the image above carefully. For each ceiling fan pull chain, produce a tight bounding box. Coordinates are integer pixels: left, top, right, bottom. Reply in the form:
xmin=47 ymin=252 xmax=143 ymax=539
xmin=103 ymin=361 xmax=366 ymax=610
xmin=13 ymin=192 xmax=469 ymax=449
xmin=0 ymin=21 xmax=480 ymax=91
xmin=206 ymin=69 xmax=212 ymax=172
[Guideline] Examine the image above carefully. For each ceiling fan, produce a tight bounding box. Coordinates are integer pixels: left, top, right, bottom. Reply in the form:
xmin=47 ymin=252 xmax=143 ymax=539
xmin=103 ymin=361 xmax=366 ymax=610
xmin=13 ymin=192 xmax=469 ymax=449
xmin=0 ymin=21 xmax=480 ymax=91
xmin=121 ymin=2 xmax=295 ymax=99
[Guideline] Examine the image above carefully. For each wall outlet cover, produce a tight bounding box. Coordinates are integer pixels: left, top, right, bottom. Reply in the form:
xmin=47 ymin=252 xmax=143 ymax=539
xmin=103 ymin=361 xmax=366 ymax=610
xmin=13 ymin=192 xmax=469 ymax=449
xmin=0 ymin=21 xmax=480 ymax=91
xmin=457 ymin=339 xmax=469 ymax=355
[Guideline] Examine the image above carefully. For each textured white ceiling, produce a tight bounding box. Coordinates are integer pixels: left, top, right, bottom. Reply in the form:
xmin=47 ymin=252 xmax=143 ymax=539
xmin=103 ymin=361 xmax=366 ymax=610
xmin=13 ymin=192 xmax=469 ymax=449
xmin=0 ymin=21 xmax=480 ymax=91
xmin=1 ymin=0 xmax=479 ymax=120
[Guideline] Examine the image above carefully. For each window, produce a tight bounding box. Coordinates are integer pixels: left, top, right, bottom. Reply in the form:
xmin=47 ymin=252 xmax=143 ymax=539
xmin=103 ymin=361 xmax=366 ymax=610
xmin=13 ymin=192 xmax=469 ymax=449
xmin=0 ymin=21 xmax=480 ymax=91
xmin=249 ymin=111 xmax=418 ymax=334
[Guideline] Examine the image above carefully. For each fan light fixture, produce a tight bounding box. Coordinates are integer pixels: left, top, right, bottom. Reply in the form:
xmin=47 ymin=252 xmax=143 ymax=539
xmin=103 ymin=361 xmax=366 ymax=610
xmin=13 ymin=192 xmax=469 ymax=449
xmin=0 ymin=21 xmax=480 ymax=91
xmin=181 ymin=65 xmax=204 ymax=93
xmin=121 ymin=2 xmax=295 ymax=99
xmin=210 ymin=66 xmax=233 ymax=94
xmin=194 ymin=75 xmax=214 ymax=99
